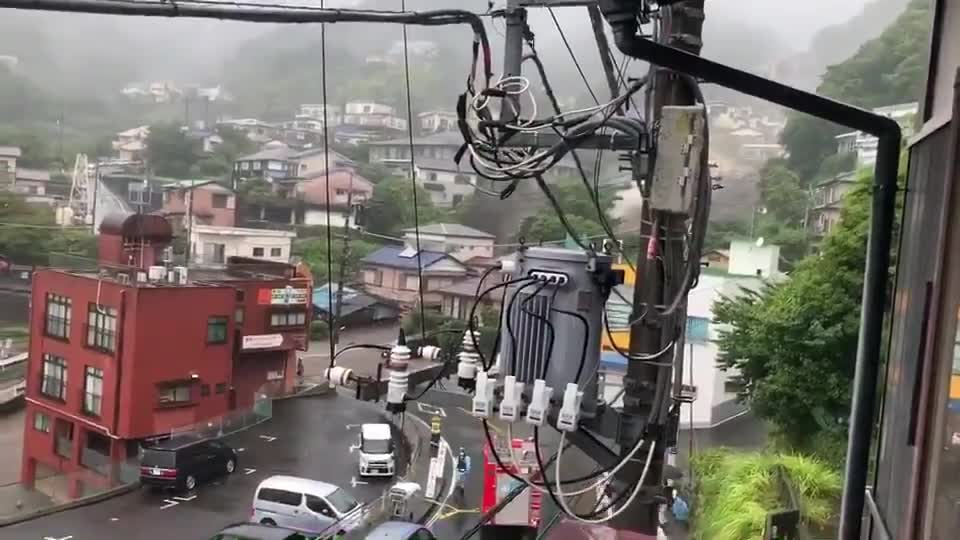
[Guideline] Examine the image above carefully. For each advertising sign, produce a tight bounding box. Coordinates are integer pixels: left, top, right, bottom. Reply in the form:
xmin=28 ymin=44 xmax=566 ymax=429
xmin=257 ymin=286 xmax=309 ymax=305
xmin=242 ymin=334 xmax=284 ymax=350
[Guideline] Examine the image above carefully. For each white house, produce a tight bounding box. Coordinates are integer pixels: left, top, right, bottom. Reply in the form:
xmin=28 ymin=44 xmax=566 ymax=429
xmin=401 ymin=223 xmax=495 ymax=262
xmin=599 ymin=240 xmax=783 ymax=429
xmin=298 ymin=104 xmax=343 ymax=126
xmin=835 ymin=102 xmax=919 ymax=167
xmin=418 ymin=111 xmax=459 ymax=134
xmin=416 ymin=159 xmax=478 ymax=208
xmin=190 ymin=225 xmax=296 ymax=266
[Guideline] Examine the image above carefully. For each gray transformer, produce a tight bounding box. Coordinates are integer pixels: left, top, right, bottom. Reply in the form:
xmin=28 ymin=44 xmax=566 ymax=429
xmin=499 ymin=246 xmax=610 ymax=419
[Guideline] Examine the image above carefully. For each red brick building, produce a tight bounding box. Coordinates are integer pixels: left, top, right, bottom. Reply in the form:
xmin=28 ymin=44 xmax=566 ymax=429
xmin=20 ymin=213 xmax=311 ymax=494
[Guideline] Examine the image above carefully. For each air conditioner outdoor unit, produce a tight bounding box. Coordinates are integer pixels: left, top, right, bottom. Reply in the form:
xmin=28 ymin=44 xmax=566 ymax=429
xmin=136 ymin=271 xmax=148 ymax=283
xmin=116 ymin=273 xmax=131 ymax=285
xmin=147 ymin=265 xmax=165 ymax=281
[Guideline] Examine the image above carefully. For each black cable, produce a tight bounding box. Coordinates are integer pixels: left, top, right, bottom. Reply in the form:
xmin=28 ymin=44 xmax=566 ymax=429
xmin=319 ymin=0 xmax=336 ymax=372
xmin=468 ymin=276 xmax=534 ymax=371
xmin=332 ymin=344 xmax=393 ymax=362
xmin=399 ymin=0 xmax=427 ymax=342
xmin=550 ymin=305 xmax=589 ymax=384
xmin=467 ymin=264 xmax=502 ymax=371
xmin=519 ymin=283 xmax=558 ymax=379
xmin=547 ymin=7 xmax=600 ymax=106
xmin=505 ymin=279 xmax=543 ymax=374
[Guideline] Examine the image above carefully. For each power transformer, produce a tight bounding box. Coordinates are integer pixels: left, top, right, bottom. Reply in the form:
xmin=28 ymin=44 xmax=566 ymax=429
xmin=499 ymin=247 xmax=613 ymax=419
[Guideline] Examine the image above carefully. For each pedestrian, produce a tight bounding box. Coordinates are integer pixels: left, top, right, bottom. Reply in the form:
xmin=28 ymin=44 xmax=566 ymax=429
xmin=297 ymin=357 xmax=304 ymax=378
xmin=455 ymin=447 xmax=471 ymax=498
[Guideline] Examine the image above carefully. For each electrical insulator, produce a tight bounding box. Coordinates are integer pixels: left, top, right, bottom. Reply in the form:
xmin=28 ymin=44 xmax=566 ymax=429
xmin=419 ymin=345 xmax=442 ymax=362
xmin=457 ymin=328 xmax=482 ymax=391
xmin=386 ymin=329 xmax=411 ymax=413
xmin=324 ymin=366 xmax=354 ymax=387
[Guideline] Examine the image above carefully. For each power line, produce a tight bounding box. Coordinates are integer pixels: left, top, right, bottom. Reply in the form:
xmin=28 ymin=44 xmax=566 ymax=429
xmin=547 ymin=7 xmax=600 ymax=106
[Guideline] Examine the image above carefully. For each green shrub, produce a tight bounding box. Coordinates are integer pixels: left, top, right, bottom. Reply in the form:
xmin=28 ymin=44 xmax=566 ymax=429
xmin=310 ymin=320 xmax=330 ymax=340
xmin=691 ymin=450 xmax=841 ymax=540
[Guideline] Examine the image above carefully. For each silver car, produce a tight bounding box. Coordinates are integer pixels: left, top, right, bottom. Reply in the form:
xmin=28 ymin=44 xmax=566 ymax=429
xmin=363 ymin=521 xmax=435 ymax=540
xmin=252 ymin=475 xmax=362 ymax=536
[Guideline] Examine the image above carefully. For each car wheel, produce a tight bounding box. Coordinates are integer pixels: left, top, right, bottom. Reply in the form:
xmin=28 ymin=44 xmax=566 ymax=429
xmin=260 ymin=518 xmax=277 ymax=526
xmin=225 ymin=458 xmax=236 ymax=474
xmin=184 ymin=475 xmax=197 ymax=491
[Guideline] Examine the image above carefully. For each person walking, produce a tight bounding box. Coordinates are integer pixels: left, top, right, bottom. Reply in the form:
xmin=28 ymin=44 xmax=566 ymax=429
xmin=455 ymin=447 xmax=472 ymax=500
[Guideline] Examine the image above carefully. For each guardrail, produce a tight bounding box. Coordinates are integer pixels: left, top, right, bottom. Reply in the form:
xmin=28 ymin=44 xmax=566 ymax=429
xmin=763 ymin=464 xmax=810 ymax=540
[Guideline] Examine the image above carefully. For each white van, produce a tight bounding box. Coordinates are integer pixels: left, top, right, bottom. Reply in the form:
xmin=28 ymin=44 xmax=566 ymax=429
xmin=358 ymin=423 xmax=395 ymax=477
xmin=252 ymin=475 xmax=362 ymax=535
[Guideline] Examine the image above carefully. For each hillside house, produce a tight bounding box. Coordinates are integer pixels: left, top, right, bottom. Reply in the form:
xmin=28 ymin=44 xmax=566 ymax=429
xmin=360 ymin=246 xmax=470 ymax=306
xmin=241 ymin=168 xmax=372 ymax=230
xmin=160 ymin=180 xmax=237 ymax=231
xmin=418 ymin=111 xmax=459 ymax=134
xmin=402 ymin=223 xmax=495 ymax=262
xmin=0 ymin=146 xmax=21 ymax=184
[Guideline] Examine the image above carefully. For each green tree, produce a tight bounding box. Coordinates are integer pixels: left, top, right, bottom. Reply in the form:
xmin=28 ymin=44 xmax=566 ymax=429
xmin=780 ymin=0 xmax=930 ymax=181
xmin=0 ymin=192 xmax=96 ymax=265
xmin=363 ymin=177 xmax=446 ymax=236
xmin=293 ymin=233 xmax=380 ymax=284
xmin=758 ymin=164 xmax=809 ymax=227
xmin=517 ymin=178 xmax=621 ymax=243
xmin=146 ymin=123 xmax=197 ymax=178
xmin=0 ymin=126 xmax=51 ymax=168
xmin=713 ymin=164 xmax=902 ymax=451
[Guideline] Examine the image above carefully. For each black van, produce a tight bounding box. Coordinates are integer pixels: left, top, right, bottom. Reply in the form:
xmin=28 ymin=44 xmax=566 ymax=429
xmin=140 ymin=435 xmax=237 ymax=492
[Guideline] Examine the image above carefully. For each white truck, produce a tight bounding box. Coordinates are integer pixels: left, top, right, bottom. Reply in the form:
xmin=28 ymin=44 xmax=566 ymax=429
xmin=358 ymin=423 xmax=395 ymax=477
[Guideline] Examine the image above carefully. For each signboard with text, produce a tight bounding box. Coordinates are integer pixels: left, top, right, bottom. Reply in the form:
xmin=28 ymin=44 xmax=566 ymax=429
xmin=242 ymin=334 xmax=284 ymax=350
xmin=257 ymin=286 xmax=308 ymax=306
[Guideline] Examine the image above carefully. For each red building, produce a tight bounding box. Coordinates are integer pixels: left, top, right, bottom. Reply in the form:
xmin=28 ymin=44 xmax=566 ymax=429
xmin=21 ymin=213 xmax=311 ymax=494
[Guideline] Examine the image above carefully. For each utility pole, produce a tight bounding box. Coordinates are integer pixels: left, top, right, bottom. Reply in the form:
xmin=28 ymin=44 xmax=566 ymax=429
xmin=333 ymin=172 xmax=355 ymax=348
xmin=611 ymin=1 xmax=705 ymax=534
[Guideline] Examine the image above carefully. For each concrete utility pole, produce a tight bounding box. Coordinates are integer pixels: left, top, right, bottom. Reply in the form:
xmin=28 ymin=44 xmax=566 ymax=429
xmin=613 ymin=1 xmax=705 ymax=534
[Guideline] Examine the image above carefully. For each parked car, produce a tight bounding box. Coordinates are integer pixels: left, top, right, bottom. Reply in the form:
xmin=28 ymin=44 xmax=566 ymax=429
xmin=364 ymin=521 xmax=435 ymax=540
xmin=252 ymin=475 xmax=362 ymax=535
xmin=209 ymin=522 xmax=309 ymax=540
xmin=139 ymin=435 xmax=237 ymax=492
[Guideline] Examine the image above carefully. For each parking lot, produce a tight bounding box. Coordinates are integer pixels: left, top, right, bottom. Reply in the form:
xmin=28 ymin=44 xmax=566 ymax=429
xmin=3 ymin=394 xmax=400 ymax=540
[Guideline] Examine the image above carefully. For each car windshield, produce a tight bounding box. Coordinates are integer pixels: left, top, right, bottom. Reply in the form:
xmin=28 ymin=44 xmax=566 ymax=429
xmin=325 ymin=488 xmax=359 ymax=515
xmin=362 ymin=437 xmax=391 ymax=454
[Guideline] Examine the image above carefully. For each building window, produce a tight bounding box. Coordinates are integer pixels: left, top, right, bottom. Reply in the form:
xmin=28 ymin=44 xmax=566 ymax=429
xmin=428 ymin=172 xmax=438 ymax=181
xmin=200 ymin=384 xmax=211 ymax=397
xmin=83 ymin=367 xmax=103 ymax=416
xmin=45 ymin=293 xmax=71 ymax=340
xmin=128 ymin=182 xmax=150 ymax=206
xmin=215 ymin=383 xmax=227 ymax=394
xmin=41 ymin=354 xmax=67 ymax=401
xmin=157 ymin=382 xmax=192 ymax=405
xmin=723 ymin=380 xmax=742 ymax=395
xmin=252 ymin=161 xmax=262 ymax=171
xmin=365 ymin=269 xmax=384 ymax=287
xmin=207 ymin=316 xmax=229 ymax=344
xmin=211 ymin=193 xmax=229 ymax=209
xmin=271 ymin=247 xmax=282 ymax=257
xmin=403 ymin=274 xmax=420 ymax=291
xmin=54 ymin=419 xmax=73 ymax=459
xmin=234 ymin=307 xmax=245 ymax=324
xmin=86 ymin=305 xmax=118 ymax=352
xmin=252 ymin=247 xmax=265 ymax=257
xmin=33 ymin=411 xmax=51 ymax=433
xmin=686 ymin=316 xmax=710 ymax=344
xmin=271 ymin=310 xmax=307 ymax=327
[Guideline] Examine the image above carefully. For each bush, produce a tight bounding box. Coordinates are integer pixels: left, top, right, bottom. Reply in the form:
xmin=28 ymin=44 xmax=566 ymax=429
xmin=691 ymin=450 xmax=841 ymax=540
xmin=310 ymin=320 xmax=330 ymax=340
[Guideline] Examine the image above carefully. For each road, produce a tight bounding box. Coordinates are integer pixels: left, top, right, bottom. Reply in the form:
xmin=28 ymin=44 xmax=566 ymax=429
xmin=302 ymin=323 xmax=401 ymax=377
xmin=2 ymin=395 xmax=399 ymax=540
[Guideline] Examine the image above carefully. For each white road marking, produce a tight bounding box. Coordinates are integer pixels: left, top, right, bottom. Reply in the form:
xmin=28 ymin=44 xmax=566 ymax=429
xmin=417 ymin=402 xmax=446 ymax=417
xmin=349 ymin=443 xmax=361 ymax=454
xmin=345 ymin=424 xmax=362 ymax=429
xmin=244 ymin=468 xmax=257 ymax=475
xmin=43 ymin=536 xmax=73 ymax=540
xmin=350 ymin=476 xmax=368 ymax=488
xmin=236 ymin=448 xmax=245 ymax=453
xmin=259 ymin=435 xmax=277 ymax=442
xmin=110 ymin=517 xmax=119 ymax=522
xmin=160 ymin=499 xmax=178 ymax=510
xmin=172 ymin=495 xmax=196 ymax=502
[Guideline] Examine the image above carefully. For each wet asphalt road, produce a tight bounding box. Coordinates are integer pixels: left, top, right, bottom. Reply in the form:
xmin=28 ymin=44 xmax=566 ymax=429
xmin=1 ymin=395 xmax=396 ymax=540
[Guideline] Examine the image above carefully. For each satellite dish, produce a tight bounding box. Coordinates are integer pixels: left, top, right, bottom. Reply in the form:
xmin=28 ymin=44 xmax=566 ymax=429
xmin=756 ymin=237 xmax=765 ymax=247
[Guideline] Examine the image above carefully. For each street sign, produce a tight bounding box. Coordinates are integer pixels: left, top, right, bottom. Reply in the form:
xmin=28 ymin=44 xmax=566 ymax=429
xmin=425 ymin=457 xmax=439 ymax=499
